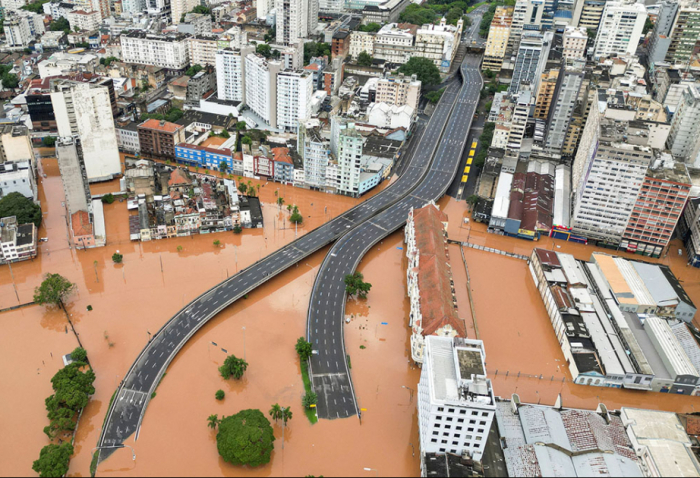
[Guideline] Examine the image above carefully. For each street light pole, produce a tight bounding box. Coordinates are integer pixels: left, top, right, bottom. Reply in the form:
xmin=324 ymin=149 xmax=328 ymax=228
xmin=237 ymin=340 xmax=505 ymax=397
xmin=242 ymin=326 xmax=246 ymax=360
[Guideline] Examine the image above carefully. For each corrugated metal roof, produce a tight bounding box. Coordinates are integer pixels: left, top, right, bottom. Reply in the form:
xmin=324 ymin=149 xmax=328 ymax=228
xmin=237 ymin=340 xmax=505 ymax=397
xmin=645 ymin=316 xmax=698 ymax=378
xmin=492 ymin=171 xmax=514 ymax=218
xmin=631 ymin=261 xmax=680 ymax=308
xmin=614 ymin=258 xmax=656 ymax=309
xmin=671 ymin=322 xmax=700 ymax=376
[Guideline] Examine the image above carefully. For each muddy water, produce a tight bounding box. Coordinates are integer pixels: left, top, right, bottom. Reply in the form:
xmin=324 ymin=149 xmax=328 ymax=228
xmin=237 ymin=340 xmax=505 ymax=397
xmin=0 ymin=156 xmax=416 ymax=477
xmin=5 ymin=155 xmax=700 ymax=477
xmin=439 ymin=197 xmax=700 ymax=413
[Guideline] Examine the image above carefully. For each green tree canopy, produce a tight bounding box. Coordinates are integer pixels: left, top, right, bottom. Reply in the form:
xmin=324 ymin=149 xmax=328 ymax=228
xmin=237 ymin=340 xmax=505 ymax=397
xmin=42 ymin=136 xmax=56 ymax=147
xmin=425 ymin=87 xmax=445 ymax=104
xmin=400 ymin=3 xmax=438 ymax=25
xmin=302 ymin=391 xmax=317 ymax=409
xmin=303 ymin=42 xmax=331 ymax=65
xmin=296 ymin=337 xmax=313 ymax=361
xmin=344 ymin=272 xmax=372 ymax=299
xmin=69 ymin=347 xmax=87 ymax=364
xmin=100 ymin=56 xmax=119 ymax=66
xmin=164 ymin=107 xmax=184 ymax=123
xmin=217 ymin=409 xmax=275 ymax=467
xmin=190 ymin=4 xmax=210 ymax=14
xmin=208 ymin=414 xmax=220 ymax=429
xmin=219 ymin=355 xmax=248 ymax=380
xmin=358 ymin=22 xmax=382 ymax=32
xmin=47 ymin=363 xmax=96 ymax=412
xmin=398 ymin=57 xmax=441 ymax=89
xmin=32 ymin=443 xmax=74 ymax=478
xmin=49 ymin=17 xmax=70 ymax=33
xmin=34 ymin=273 xmax=76 ymax=307
xmin=185 ymin=64 xmax=203 ymax=76
xmin=269 ymin=403 xmax=282 ymax=422
xmin=256 ymin=43 xmax=273 ymax=58
xmin=21 ymin=0 xmax=50 ymax=13
xmin=357 ymin=51 xmax=373 ymax=67
xmin=2 ymin=73 xmax=19 ymax=89
xmin=0 ymin=191 xmax=42 ymax=227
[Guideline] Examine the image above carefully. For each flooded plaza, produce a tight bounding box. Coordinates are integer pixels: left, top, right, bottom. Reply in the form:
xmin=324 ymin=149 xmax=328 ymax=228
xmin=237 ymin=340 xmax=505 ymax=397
xmin=3 ymin=155 xmax=700 ymax=477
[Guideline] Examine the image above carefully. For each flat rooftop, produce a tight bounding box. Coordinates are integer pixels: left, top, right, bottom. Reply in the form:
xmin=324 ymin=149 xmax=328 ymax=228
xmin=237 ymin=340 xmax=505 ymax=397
xmin=621 ymin=313 xmax=671 ymax=380
xmin=457 ymin=348 xmax=484 ymax=379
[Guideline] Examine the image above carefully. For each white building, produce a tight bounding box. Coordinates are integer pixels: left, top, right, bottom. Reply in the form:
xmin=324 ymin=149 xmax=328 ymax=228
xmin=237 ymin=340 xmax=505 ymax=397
xmin=257 ymin=0 xmax=272 ymax=19
xmin=0 ymin=216 xmax=37 ymax=265
xmin=4 ymin=11 xmax=44 ymax=47
xmin=349 ymin=31 xmax=375 ymax=58
xmin=120 ymin=31 xmax=190 ymax=71
xmin=562 ymin=26 xmax=587 ymax=60
xmin=0 ymin=161 xmax=36 ymax=201
xmin=335 ymin=118 xmax=363 ymax=196
xmin=66 ymin=9 xmax=101 ymax=32
xmin=275 ymin=0 xmax=308 ymax=46
xmin=298 ymin=120 xmax=331 ymax=190
xmin=115 ymin=122 xmax=141 ymax=154
xmin=51 ymin=80 xmax=121 ymax=182
xmin=367 ymin=103 xmax=414 ymax=129
xmin=376 ymin=74 xmax=421 ymax=110
xmin=121 ymin=0 xmax=146 ymax=14
xmin=418 ymin=336 xmax=496 ymax=462
xmin=668 ymin=85 xmax=700 ymax=166
xmin=593 ymin=1 xmax=647 ymax=60
xmin=276 ymin=70 xmax=313 ymax=132
xmin=215 ymin=46 xmax=253 ymax=103
xmin=374 ymin=22 xmax=416 ymax=64
xmin=37 ymin=52 xmax=99 ymax=79
xmin=187 ymin=34 xmax=219 ymax=66
xmin=245 ymin=54 xmax=282 ymax=128
xmin=509 ymin=31 xmax=553 ymax=94
xmin=414 ymin=18 xmax=463 ymax=72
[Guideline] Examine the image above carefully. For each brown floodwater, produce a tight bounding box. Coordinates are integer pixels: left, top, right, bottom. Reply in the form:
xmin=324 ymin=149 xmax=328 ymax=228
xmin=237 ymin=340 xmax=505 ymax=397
xmin=4 ymin=157 xmax=700 ymax=477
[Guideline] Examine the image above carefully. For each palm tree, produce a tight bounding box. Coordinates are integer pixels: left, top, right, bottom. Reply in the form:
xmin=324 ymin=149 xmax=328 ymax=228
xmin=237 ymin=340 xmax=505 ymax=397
xmin=269 ymin=403 xmax=282 ymax=422
xmin=282 ymin=407 xmax=292 ymax=425
xmin=207 ymin=414 xmax=219 ymax=429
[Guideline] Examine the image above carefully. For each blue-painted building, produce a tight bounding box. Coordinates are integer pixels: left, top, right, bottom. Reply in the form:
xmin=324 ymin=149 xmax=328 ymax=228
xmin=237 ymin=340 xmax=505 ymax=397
xmin=175 ymin=143 xmax=235 ymax=172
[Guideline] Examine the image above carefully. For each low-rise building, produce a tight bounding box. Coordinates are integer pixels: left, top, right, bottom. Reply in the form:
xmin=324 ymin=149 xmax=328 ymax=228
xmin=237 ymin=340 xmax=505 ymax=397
xmin=115 ymin=121 xmax=141 ymax=154
xmin=0 ymin=216 xmax=37 ymax=265
xmin=405 ymin=203 xmax=466 ymax=364
xmin=0 ymin=161 xmax=37 ymax=201
xmin=138 ymin=119 xmax=187 ymax=161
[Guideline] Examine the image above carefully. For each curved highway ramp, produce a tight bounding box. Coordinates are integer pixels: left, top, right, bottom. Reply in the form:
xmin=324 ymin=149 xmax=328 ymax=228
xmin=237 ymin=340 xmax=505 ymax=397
xmin=95 ymin=75 xmax=465 ymax=463
xmin=307 ymin=55 xmax=484 ymax=420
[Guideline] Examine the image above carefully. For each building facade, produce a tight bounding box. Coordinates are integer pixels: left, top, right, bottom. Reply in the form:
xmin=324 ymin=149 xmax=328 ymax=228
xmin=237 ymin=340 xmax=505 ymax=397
xmin=120 ymin=31 xmax=190 ymax=71
xmin=138 ymin=119 xmax=186 ymax=161
xmin=592 ymin=1 xmax=647 ymax=59
xmin=276 ymin=70 xmax=313 ymax=132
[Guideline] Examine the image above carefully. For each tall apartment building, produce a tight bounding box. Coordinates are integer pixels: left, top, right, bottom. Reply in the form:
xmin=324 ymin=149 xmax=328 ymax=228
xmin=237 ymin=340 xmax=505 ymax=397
xmin=275 ymin=0 xmax=308 ymax=46
xmin=505 ymin=89 xmax=531 ymax=154
xmin=418 ymin=336 xmax=496 ymax=462
xmin=572 ymin=110 xmax=654 ymax=245
xmin=137 ymin=119 xmax=186 ymax=161
xmin=621 ymin=163 xmax=691 ymax=256
xmin=257 ymin=0 xmax=272 ymax=19
xmin=509 ymin=31 xmax=553 ymax=94
xmin=572 ymin=0 xmax=606 ymax=30
xmin=178 ymin=13 xmax=213 ymax=36
xmin=667 ymin=85 xmax=700 ymax=166
xmin=66 ymin=10 xmax=101 ymax=32
xmin=4 ymin=11 xmax=44 ymax=47
xmin=50 ymin=79 xmax=121 ymax=182
xmin=349 ymin=31 xmax=376 ymax=58
xmin=665 ymin=4 xmax=700 ymax=64
xmin=647 ymin=0 xmax=680 ymax=65
xmin=592 ymin=1 xmax=647 ymax=59
xmin=543 ymin=65 xmax=584 ymax=154
xmin=120 ymin=31 xmax=190 ymax=71
xmin=276 ymin=70 xmax=313 ymax=133
xmin=508 ymin=0 xmax=546 ymax=56
xmin=482 ymin=6 xmax=513 ymax=73
xmin=146 ymin=0 xmax=171 ymax=20
xmin=534 ymin=69 xmax=559 ymax=119
xmin=562 ymin=25 xmax=587 ymax=60
xmin=375 ymin=74 xmax=421 ymax=110
xmin=245 ymin=54 xmax=282 ymax=128
xmin=215 ymin=46 xmax=254 ymax=102
xmin=335 ymin=119 xmax=363 ymax=197
xmin=298 ymin=121 xmax=331 ymax=190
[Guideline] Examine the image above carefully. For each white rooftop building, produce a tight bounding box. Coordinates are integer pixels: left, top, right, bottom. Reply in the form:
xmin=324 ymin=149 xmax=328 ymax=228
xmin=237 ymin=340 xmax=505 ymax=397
xmin=418 ymin=336 xmax=495 ymax=462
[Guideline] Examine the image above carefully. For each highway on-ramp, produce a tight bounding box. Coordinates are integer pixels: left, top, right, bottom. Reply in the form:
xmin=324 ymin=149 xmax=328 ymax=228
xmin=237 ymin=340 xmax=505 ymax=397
xmin=307 ymin=54 xmax=484 ymax=420
xmin=94 ymin=79 xmax=464 ymax=464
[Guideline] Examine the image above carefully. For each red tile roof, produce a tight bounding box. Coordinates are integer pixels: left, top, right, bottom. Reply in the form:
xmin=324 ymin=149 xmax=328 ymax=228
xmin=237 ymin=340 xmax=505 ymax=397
xmin=71 ymin=211 xmax=93 ymax=237
xmin=687 ymin=416 xmax=700 ymax=436
xmin=507 ymin=171 xmax=554 ymax=233
xmin=139 ymin=118 xmax=183 ymax=133
xmin=168 ymin=168 xmax=192 ymax=187
xmin=412 ymin=205 xmax=467 ymax=338
xmin=272 ymin=147 xmax=293 ymax=165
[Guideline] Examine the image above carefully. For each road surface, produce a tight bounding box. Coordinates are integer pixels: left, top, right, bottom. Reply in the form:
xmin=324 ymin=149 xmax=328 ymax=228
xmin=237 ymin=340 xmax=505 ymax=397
xmin=94 ymin=77 xmax=464 ymax=465
xmin=307 ymin=54 xmax=484 ymax=420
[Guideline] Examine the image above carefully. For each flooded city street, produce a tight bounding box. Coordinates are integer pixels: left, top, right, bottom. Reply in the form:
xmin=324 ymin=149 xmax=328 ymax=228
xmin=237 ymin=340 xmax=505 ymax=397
xmin=3 ymin=155 xmax=700 ymax=477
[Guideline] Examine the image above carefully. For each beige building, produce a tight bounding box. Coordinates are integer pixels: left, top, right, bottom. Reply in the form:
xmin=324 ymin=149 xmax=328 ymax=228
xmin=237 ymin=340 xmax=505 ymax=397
xmin=414 ymin=18 xmax=463 ymax=72
xmin=534 ymin=69 xmax=559 ymax=119
xmin=188 ymin=34 xmax=219 ymax=66
xmin=375 ymin=74 xmax=421 ymax=110
xmin=563 ymin=26 xmax=587 ymax=60
xmin=373 ymin=22 xmax=417 ymax=64
xmin=482 ymin=6 xmax=513 ymax=73
xmin=349 ymin=31 xmax=375 ymax=58
xmin=66 ymin=10 xmax=101 ymax=32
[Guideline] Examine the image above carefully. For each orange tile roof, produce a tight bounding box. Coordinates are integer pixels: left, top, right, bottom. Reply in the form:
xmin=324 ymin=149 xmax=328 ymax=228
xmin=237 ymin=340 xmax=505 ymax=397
xmin=139 ymin=118 xmax=183 ymax=133
xmin=201 ymin=136 xmax=228 ymax=148
xmin=71 ymin=211 xmax=93 ymax=237
xmin=272 ymin=147 xmax=293 ymax=165
xmin=412 ymin=205 xmax=467 ymax=338
xmin=168 ymin=168 xmax=192 ymax=187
